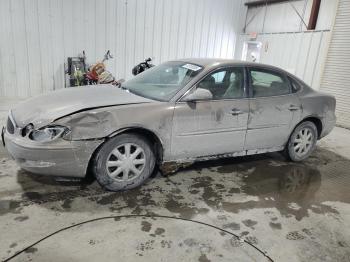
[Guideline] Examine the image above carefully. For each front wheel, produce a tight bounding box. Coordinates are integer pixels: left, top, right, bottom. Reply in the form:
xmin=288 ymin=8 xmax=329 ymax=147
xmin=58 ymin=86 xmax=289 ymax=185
xmin=93 ymin=133 xmax=155 ymax=191
xmin=286 ymin=121 xmax=318 ymax=162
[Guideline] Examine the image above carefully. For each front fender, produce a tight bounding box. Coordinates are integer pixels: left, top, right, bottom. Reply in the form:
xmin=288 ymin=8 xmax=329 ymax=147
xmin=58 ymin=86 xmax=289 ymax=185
xmin=54 ymin=103 xmax=174 ymax=161
xmin=56 ymin=110 xmax=121 ymax=140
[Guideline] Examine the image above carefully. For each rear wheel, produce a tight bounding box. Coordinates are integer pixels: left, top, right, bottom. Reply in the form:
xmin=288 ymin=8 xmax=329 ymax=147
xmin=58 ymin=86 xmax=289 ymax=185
xmin=94 ymin=133 xmax=155 ymax=191
xmin=286 ymin=121 xmax=318 ymax=162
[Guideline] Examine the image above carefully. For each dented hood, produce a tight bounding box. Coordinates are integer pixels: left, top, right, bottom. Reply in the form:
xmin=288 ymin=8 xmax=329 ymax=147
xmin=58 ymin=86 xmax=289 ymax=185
xmin=11 ymin=84 xmax=152 ymax=128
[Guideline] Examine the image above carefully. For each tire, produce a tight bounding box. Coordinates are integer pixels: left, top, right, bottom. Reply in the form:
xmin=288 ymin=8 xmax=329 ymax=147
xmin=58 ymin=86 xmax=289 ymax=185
xmin=286 ymin=121 xmax=318 ymax=162
xmin=93 ymin=133 xmax=155 ymax=191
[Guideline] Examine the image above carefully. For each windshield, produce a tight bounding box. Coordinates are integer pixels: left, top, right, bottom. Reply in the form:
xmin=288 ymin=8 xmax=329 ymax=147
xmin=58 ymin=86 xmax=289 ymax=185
xmin=122 ymin=61 xmax=203 ymax=101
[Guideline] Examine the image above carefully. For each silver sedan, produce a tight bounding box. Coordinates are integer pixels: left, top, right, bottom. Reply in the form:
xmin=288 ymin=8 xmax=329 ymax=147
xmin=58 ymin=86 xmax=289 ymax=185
xmin=2 ymin=59 xmax=336 ymax=191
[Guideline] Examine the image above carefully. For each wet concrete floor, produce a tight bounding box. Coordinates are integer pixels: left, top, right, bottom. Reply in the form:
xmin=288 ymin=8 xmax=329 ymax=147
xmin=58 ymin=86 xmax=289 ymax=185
xmin=0 ymin=143 xmax=350 ymax=261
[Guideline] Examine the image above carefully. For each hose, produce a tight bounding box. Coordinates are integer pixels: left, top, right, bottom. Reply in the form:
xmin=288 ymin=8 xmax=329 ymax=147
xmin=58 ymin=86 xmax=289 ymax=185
xmin=3 ymin=214 xmax=274 ymax=262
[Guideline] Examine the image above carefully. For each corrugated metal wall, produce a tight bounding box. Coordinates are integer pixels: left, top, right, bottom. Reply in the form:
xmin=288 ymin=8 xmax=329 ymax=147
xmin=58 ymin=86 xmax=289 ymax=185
xmin=235 ymin=30 xmax=331 ymax=90
xmin=321 ymin=0 xmax=350 ymax=128
xmin=0 ymin=0 xmax=246 ymax=99
xmin=235 ymin=0 xmax=338 ymax=91
xmin=244 ymin=0 xmax=338 ymax=33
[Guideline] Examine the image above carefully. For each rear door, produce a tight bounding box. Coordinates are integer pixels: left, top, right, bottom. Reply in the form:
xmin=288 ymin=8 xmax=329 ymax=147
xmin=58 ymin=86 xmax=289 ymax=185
xmin=245 ymin=67 xmax=302 ymax=152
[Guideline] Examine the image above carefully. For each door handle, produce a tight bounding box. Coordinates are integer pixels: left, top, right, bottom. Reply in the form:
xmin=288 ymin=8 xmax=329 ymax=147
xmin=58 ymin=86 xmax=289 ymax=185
xmin=231 ymin=108 xmax=243 ymax=115
xmin=288 ymin=104 xmax=300 ymax=111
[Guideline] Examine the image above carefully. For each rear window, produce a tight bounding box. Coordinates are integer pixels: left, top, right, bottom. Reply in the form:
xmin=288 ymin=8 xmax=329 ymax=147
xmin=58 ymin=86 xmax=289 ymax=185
xmin=249 ymin=69 xmax=290 ymax=97
xmin=288 ymin=77 xmax=302 ymax=93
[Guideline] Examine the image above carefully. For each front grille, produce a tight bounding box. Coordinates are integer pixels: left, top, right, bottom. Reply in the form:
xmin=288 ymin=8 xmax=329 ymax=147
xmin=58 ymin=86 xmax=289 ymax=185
xmin=6 ymin=117 xmax=15 ymax=134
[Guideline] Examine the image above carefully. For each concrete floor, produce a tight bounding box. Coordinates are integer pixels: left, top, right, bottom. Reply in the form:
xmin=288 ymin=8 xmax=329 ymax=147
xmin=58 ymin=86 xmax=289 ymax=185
xmin=0 ymin=103 xmax=350 ymax=261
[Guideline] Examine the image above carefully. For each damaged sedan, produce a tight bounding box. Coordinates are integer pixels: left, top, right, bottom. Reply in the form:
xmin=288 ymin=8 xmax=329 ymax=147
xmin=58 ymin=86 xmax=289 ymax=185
xmin=2 ymin=59 xmax=336 ymax=191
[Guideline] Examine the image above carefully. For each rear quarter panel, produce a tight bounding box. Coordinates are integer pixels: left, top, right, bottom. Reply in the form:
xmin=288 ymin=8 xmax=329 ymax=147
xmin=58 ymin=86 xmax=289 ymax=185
xmin=298 ymin=88 xmax=336 ymax=138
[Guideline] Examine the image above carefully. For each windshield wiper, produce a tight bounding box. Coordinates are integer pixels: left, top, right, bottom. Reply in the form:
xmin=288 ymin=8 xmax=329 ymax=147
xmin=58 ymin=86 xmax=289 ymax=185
xmin=122 ymin=86 xmax=137 ymax=95
xmin=120 ymin=85 xmax=126 ymax=90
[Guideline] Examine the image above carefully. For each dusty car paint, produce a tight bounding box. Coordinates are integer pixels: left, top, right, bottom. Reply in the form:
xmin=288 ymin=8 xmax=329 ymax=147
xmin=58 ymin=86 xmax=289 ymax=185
xmin=3 ymin=59 xmax=336 ymax=177
xmin=11 ymin=85 xmax=153 ymax=129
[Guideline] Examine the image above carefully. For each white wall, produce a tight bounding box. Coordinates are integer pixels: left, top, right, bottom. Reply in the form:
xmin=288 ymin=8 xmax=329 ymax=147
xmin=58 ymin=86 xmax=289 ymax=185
xmin=235 ymin=0 xmax=338 ymax=90
xmin=0 ymin=0 xmax=246 ymax=99
xmin=236 ymin=31 xmax=332 ymax=90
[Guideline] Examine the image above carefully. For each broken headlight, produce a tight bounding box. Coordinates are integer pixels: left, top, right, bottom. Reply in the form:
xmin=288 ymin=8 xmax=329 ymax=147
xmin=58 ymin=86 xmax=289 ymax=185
xmin=29 ymin=126 xmax=70 ymax=142
xmin=21 ymin=124 xmax=34 ymax=137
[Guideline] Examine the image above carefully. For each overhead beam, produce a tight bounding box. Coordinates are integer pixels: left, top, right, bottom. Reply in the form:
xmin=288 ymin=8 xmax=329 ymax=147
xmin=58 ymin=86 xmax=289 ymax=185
xmin=308 ymin=0 xmax=321 ymax=30
xmin=245 ymin=0 xmax=293 ymax=8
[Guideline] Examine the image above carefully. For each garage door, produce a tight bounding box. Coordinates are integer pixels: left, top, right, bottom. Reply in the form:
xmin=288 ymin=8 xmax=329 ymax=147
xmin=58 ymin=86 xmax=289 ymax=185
xmin=321 ymin=0 xmax=350 ymax=128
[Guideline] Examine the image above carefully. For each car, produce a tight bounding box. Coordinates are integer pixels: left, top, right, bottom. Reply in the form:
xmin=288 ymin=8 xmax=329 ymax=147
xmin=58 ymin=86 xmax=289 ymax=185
xmin=2 ymin=58 xmax=336 ymax=191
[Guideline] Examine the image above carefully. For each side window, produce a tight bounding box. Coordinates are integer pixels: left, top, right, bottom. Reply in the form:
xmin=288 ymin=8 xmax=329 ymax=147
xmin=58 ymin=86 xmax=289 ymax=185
xmin=197 ymin=67 xmax=244 ymax=100
xmin=288 ymin=76 xmax=302 ymax=93
xmin=250 ymin=69 xmax=290 ymax=97
xmin=212 ymin=71 xmax=226 ymax=83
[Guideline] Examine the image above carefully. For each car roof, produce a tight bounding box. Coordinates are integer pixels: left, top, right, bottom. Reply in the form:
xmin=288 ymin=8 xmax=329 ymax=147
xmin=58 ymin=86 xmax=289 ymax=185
xmin=169 ymin=58 xmax=285 ymax=72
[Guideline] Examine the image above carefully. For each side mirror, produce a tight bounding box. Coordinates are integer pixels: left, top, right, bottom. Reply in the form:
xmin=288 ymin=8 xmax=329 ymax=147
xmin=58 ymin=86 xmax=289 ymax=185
xmin=182 ymin=88 xmax=213 ymax=102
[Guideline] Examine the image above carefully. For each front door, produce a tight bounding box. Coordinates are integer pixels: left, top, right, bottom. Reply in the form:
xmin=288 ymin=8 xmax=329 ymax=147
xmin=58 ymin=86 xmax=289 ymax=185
xmin=171 ymin=67 xmax=249 ymax=160
xmin=245 ymin=67 xmax=302 ymax=152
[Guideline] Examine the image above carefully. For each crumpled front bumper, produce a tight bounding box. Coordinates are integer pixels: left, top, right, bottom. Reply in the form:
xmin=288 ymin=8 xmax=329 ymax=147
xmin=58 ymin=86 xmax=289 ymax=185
xmin=2 ymin=127 xmax=103 ymax=177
